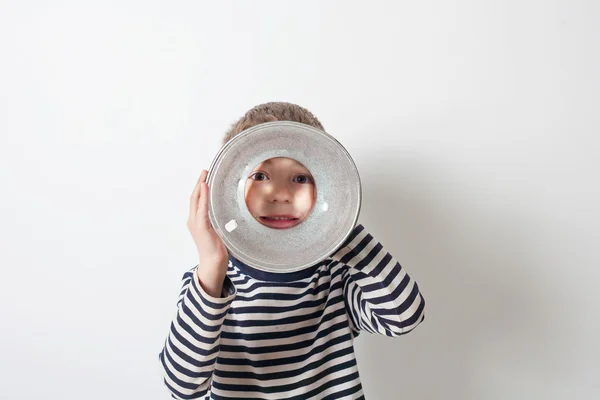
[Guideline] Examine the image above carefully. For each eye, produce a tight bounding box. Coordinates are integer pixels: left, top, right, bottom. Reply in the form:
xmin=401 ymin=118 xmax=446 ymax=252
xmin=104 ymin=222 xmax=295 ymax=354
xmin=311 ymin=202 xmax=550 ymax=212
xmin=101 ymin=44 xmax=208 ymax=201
xmin=293 ymin=174 xmax=313 ymax=184
xmin=250 ymin=172 xmax=268 ymax=181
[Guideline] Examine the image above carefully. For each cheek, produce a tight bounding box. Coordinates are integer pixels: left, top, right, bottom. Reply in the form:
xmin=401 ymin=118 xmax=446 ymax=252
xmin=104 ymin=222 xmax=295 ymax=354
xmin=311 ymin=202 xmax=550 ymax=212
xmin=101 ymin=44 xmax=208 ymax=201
xmin=297 ymin=186 xmax=316 ymax=206
xmin=244 ymin=183 xmax=259 ymax=212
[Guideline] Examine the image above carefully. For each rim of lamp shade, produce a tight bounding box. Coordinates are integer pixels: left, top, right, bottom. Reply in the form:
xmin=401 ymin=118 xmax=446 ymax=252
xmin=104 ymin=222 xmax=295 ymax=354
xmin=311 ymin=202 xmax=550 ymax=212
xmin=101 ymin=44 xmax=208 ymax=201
xmin=206 ymin=121 xmax=361 ymax=273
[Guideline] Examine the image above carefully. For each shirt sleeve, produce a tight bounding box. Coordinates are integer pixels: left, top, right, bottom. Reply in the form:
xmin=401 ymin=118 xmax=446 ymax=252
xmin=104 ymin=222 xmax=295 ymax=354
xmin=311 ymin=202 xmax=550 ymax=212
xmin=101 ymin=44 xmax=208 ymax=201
xmin=330 ymin=223 xmax=425 ymax=337
xmin=158 ymin=265 xmax=237 ymax=399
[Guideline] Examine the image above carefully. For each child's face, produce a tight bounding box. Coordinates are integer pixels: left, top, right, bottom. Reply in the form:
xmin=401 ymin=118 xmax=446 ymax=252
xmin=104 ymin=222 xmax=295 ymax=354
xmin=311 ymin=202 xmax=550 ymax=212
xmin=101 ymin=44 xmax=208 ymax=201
xmin=244 ymin=157 xmax=316 ymax=229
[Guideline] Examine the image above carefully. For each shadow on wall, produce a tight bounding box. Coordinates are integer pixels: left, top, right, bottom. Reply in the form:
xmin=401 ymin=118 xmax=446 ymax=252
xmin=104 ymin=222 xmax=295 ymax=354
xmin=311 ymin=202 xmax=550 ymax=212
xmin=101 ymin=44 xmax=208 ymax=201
xmin=352 ymin=152 xmax=563 ymax=399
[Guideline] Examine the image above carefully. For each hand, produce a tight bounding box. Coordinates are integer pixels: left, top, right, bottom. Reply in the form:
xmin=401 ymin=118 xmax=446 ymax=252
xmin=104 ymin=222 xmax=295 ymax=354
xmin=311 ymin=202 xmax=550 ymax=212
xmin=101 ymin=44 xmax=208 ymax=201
xmin=187 ymin=169 xmax=229 ymax=278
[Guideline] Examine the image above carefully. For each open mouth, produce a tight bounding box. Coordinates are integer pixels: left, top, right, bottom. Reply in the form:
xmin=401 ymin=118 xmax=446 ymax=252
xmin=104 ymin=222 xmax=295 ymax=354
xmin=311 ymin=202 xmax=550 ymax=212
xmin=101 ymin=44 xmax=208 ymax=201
xmin=259 ymin=215 xmax=300 ymax=228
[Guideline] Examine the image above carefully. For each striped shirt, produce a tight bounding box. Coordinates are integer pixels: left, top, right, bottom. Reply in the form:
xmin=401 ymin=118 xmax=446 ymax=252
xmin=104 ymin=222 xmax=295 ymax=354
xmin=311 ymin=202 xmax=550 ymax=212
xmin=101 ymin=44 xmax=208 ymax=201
xmin=158 ymin=223 xmax=425 ymax=399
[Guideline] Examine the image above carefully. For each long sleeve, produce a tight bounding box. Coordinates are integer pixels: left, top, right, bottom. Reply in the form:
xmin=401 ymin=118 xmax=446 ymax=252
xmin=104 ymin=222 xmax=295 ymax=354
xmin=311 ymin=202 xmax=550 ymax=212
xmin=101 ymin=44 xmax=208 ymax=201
xmin=158 ymin=265 xmax=237 ymax=399
xmin=331 ymin=223 xmax=425 ymax=337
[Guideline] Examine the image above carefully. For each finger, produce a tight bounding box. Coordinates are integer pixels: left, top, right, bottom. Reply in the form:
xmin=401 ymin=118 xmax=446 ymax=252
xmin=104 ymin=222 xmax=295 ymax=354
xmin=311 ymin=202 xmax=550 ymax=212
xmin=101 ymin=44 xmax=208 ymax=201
xmin=189 ymin=170 xmax=207 ymax=217
xmin=189 ymin=175 xmax=202 ymax=216
xmin=198 ymin=179 xmax=211 ymax=230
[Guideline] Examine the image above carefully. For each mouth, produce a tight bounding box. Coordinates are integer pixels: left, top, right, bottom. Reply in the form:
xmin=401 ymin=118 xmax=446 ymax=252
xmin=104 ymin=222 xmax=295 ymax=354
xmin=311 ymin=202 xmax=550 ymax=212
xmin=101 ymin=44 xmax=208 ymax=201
xmin=259 ymin=215 xmax=301 ymax=229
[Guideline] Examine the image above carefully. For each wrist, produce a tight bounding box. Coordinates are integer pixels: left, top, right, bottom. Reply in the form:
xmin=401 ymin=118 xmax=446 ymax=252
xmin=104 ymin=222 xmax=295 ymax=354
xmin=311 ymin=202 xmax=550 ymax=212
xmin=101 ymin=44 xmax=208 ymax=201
xmin=195 ymin=263 xmax=227 ymax=298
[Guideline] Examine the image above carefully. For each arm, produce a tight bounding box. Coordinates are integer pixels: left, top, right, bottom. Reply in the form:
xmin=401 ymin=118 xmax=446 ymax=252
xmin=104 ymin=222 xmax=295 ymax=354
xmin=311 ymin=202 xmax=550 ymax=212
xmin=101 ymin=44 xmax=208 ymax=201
xmin=331 ymin=223 xmax=425 ymax=337
xmin=158 ymin=265 xmax=237 ymax=399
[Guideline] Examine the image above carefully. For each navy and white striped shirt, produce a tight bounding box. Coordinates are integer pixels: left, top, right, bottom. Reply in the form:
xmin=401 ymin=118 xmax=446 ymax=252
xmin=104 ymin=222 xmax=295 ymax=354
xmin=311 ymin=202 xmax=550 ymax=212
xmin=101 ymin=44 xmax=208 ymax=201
xmin=158 ymin=223 xmax=425 ymax=399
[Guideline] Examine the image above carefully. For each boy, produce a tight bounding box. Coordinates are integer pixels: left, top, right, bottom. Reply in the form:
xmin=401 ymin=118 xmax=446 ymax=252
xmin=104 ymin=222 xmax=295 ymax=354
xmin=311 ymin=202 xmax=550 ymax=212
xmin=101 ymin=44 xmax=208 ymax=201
xmin=158 ymin=102 xmax=425 ymax=399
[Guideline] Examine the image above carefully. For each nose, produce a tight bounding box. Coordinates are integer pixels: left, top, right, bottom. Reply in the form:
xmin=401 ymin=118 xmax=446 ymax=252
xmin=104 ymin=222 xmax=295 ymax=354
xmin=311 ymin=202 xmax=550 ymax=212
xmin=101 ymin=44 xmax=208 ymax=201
xmin=268 ymin=182 xmax=293 ymax=203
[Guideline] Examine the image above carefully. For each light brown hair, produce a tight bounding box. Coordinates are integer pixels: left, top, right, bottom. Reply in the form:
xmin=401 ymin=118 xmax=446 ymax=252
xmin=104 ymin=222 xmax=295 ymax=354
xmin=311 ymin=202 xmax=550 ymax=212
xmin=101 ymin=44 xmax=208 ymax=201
xmin=223 ymin=102 xmax=325 ymax=145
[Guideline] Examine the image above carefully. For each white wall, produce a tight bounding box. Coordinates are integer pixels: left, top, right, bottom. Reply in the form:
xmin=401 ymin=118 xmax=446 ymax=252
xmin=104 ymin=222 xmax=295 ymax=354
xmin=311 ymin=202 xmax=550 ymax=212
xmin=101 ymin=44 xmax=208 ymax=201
xmin=1 ymin=1 xmax=598 ymax=399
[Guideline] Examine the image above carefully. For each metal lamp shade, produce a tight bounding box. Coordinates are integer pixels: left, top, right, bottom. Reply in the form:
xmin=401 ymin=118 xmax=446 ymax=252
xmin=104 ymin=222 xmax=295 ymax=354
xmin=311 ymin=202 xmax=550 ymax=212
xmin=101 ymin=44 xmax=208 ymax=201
xmin=206 ymin=121 xmax=361 ymax=273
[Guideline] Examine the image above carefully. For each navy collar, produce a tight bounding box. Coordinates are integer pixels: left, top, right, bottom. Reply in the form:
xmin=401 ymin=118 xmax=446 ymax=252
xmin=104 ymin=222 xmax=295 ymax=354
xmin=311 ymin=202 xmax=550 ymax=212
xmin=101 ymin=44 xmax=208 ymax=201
xmin=229 ymin=254 xmax=326 ymax=282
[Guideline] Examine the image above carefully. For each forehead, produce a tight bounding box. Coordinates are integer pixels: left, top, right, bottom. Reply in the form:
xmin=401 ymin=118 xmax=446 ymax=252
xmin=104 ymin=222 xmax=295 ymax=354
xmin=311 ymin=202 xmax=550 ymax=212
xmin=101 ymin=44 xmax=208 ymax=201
xmin=254 ymin=157 xmax=310 ymax=171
